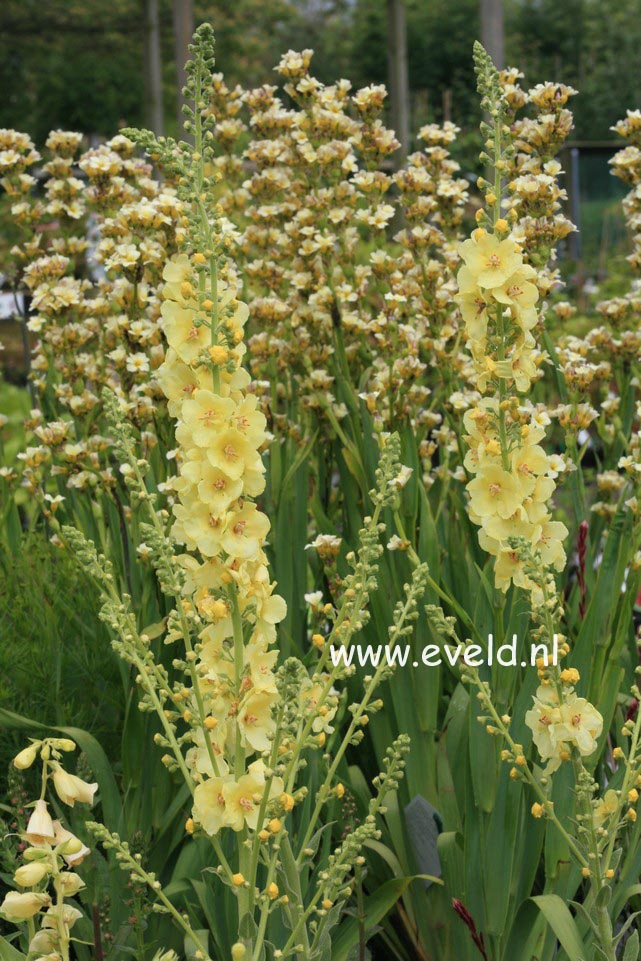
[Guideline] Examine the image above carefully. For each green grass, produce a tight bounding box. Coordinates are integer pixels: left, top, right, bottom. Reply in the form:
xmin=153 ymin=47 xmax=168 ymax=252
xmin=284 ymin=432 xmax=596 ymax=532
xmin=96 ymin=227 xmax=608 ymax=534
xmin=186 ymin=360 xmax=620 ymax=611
xmin=0 ymin=378 xmax=30 ymax=466
xmin=0 ymin=534 xmax=123 ymax=777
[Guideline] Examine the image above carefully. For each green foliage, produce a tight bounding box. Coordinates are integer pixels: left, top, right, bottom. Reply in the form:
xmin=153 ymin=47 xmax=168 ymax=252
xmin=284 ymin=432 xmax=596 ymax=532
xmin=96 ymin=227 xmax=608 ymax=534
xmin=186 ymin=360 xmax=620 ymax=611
xmin=0 ymin=535 xmax=122 ymax=773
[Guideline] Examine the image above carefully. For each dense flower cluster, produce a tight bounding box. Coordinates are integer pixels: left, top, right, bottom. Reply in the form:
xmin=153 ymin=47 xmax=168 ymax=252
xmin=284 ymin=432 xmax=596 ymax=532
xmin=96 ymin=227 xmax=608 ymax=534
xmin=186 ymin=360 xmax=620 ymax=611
xmin=456 ymin=230 xmax=567 ymax=592
xmin=0 ymin=130 xmax=180 ymax=513
xmin=453 ymin=48 xmax=575 ymax=596
xmin=157 ymin=250 xmax=292 ymax=832
xmin=205 ymin=52 xmax=468 ymax=436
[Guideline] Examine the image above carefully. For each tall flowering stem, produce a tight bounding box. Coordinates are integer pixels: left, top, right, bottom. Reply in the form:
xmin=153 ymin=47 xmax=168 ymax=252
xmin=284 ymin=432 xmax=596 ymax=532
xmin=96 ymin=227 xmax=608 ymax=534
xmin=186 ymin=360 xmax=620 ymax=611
xmin=121 ymin=25 xmax=289 ymax=930
xmin=455 ymin=43 xmax=568 ymax=598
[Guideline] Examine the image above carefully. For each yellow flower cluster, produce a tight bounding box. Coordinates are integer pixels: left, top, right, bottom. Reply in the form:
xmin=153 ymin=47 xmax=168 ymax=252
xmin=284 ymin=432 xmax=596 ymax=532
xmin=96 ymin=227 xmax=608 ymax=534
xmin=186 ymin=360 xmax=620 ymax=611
xmin=456 ymin=50 xmax=569 ymax=595
xmin=457 ymin=229 xmax=539 ymax=392
xmin=157 ymin=253 xmax=288 ymax=834
xmin=457 ymin=230 xmax=567 ymax=593
xmin=463 ymin=395 xmax=567 ymax=593
xmin=525 ymin=683 xmax=603 ymax=773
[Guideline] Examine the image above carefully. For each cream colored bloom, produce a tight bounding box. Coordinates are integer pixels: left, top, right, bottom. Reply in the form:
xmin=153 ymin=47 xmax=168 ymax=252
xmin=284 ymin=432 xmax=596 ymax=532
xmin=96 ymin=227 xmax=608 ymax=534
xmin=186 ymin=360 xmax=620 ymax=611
xmin=193 ymin=775 xmax=232 ymax=836
xmin=14 ymin=861 xmax=50 ymax=887
xmin=13 ymin=742 xmax=40 ymax=770
xmin=51 ymin=766 xmax=98 ymax=807
xmin=238 ymin=689 xmax=278 ymax=751
xmin=220 ymin=503 xmax=271 ymax=560
xmin=525 ymin=686 xmax=563 ymax=762
xmin=467 ymin=465 xmax=524 ymax=519
xmin=458 ymin=232 xmax=523 ymax=289
xmin=52 ymin=822 xmax=90 ymax=865
xmin=557 ymin=694 xmax=603 ymax=756
xmin=0 ymin=890 xmax=50 ymax=921
xmin=25 ymin=800 xmax=55 ymax=844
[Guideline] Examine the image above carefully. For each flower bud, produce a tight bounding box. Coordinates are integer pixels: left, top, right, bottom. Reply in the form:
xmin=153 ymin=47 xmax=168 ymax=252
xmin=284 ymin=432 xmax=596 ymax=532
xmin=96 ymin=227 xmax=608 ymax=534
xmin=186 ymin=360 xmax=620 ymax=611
xmin=13 ymin=743 xmax=40 ymax=770
xmin=58 ymin=872 xmax=86 ymax=897
xmin=14 ymin=861 xmax=50 ymax=887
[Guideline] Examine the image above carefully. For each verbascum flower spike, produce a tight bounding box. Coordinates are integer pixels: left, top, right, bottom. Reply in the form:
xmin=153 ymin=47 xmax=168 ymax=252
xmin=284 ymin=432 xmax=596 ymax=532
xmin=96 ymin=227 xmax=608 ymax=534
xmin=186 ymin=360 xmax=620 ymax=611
xmin=455 ymin=43 xmax=568 ymax=597
xmin=123 ymin=23 xmax=287 ymax=835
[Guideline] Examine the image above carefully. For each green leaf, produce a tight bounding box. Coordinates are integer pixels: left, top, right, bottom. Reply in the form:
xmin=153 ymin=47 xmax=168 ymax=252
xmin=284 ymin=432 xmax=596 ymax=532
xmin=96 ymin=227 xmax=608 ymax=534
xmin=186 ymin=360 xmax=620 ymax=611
xmin=280 ymin=428 xmax=318 ymax=495
xmin=140 ymin=619 xmax=167 ymax=640
xmin=532 ymin=894 xmax=587 ymax=961
xmin=0 ymin=936 xmax=26 ymax=961
xmin=331 ymin=876 xmax=441 ymax=961
xmin=503 ymin=899 xmax=547 ymax=961
xmin=185 ymin=930 xmax=210 ymax=961
xmin=623 ymin=929 xmax=639 ymax=961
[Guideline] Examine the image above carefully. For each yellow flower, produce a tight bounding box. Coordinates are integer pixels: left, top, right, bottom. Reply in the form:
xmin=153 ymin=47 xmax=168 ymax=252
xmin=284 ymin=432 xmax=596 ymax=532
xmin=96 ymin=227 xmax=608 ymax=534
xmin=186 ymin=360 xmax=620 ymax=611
xmin=156 ymin=348 xmax=208 ymax=416
xmin=207 ymin=427 xmax=262 ymax=481
xmin=493 ymin=264 xmax=538 ymax=319
xmin=51 ymin=767 xmax=98 ymax=807
xmin=14 ymin=861 xmax=50 ymax=887
xmin=24 ymin=800 xmax=55 ymax=845
xmin=511 ymin=444 xmax=549 ymax=486
xmin=222 ymin=762 xmax=283 ymax=831
xmin=232 ymin=394 xmax=267 ymax=446
xmin=162 ymin=252 xmax=192 ymax=287
xmin=493 ymin=547 xmax=537 ymax=597
xmin=525 ymin=686 xmax=563 ymax=762
xmin=455 ymin=267 xmax=490 ymax=340
xmin=53 ymin=822 xmax=90 ymax=865
xmin=160 ymin=300 xmax=209 ymax=364
xmin=483 ymin=508 xmax=538 ymax=544
xmin=13 ymin=743 xmax=40 ymax=770
xmin=247 ymin=646 xmax=279 ymax=693
xmin=177 ymin=458 xmax=243 ymax=515
xmin=536 ymin=519 xmax=568 ymax=570
xmin=221 ymin=503 xmax=271 ymax=560
xmin=180 ymin=390 xmax=236 ymax=447
xmin=467 ymin=465 xmax=524 ymax=519
xmin=172 ymin=499 xmax=224 ymax=557
xmin=509 ymin=343 xmax=539 ymax=392
xmin=238 ymin=689 xmax=278 ymax=751
xmin=193 ymin=775 xmax=232 ymax=836
xmin=0 ymin=891 xmax=50 ymax=921
xmin=557 ymin=694 xmax=603 ymax=757
xmin=458 ymin=232 xmax=523 ymax=289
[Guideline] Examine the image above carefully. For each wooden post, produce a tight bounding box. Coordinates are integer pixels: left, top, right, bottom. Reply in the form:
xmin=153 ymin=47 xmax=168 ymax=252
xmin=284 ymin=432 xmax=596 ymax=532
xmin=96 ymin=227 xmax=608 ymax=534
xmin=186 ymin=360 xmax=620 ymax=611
xmin=480 ymin=0 xmax=504 ymax=70
xmin=387 ymin=0 xmax=410 ymax=167
xmin=173 ymin=0 xmax=194 ymax=135
xmin=143 ymin=0 xmax=164 ymax=135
